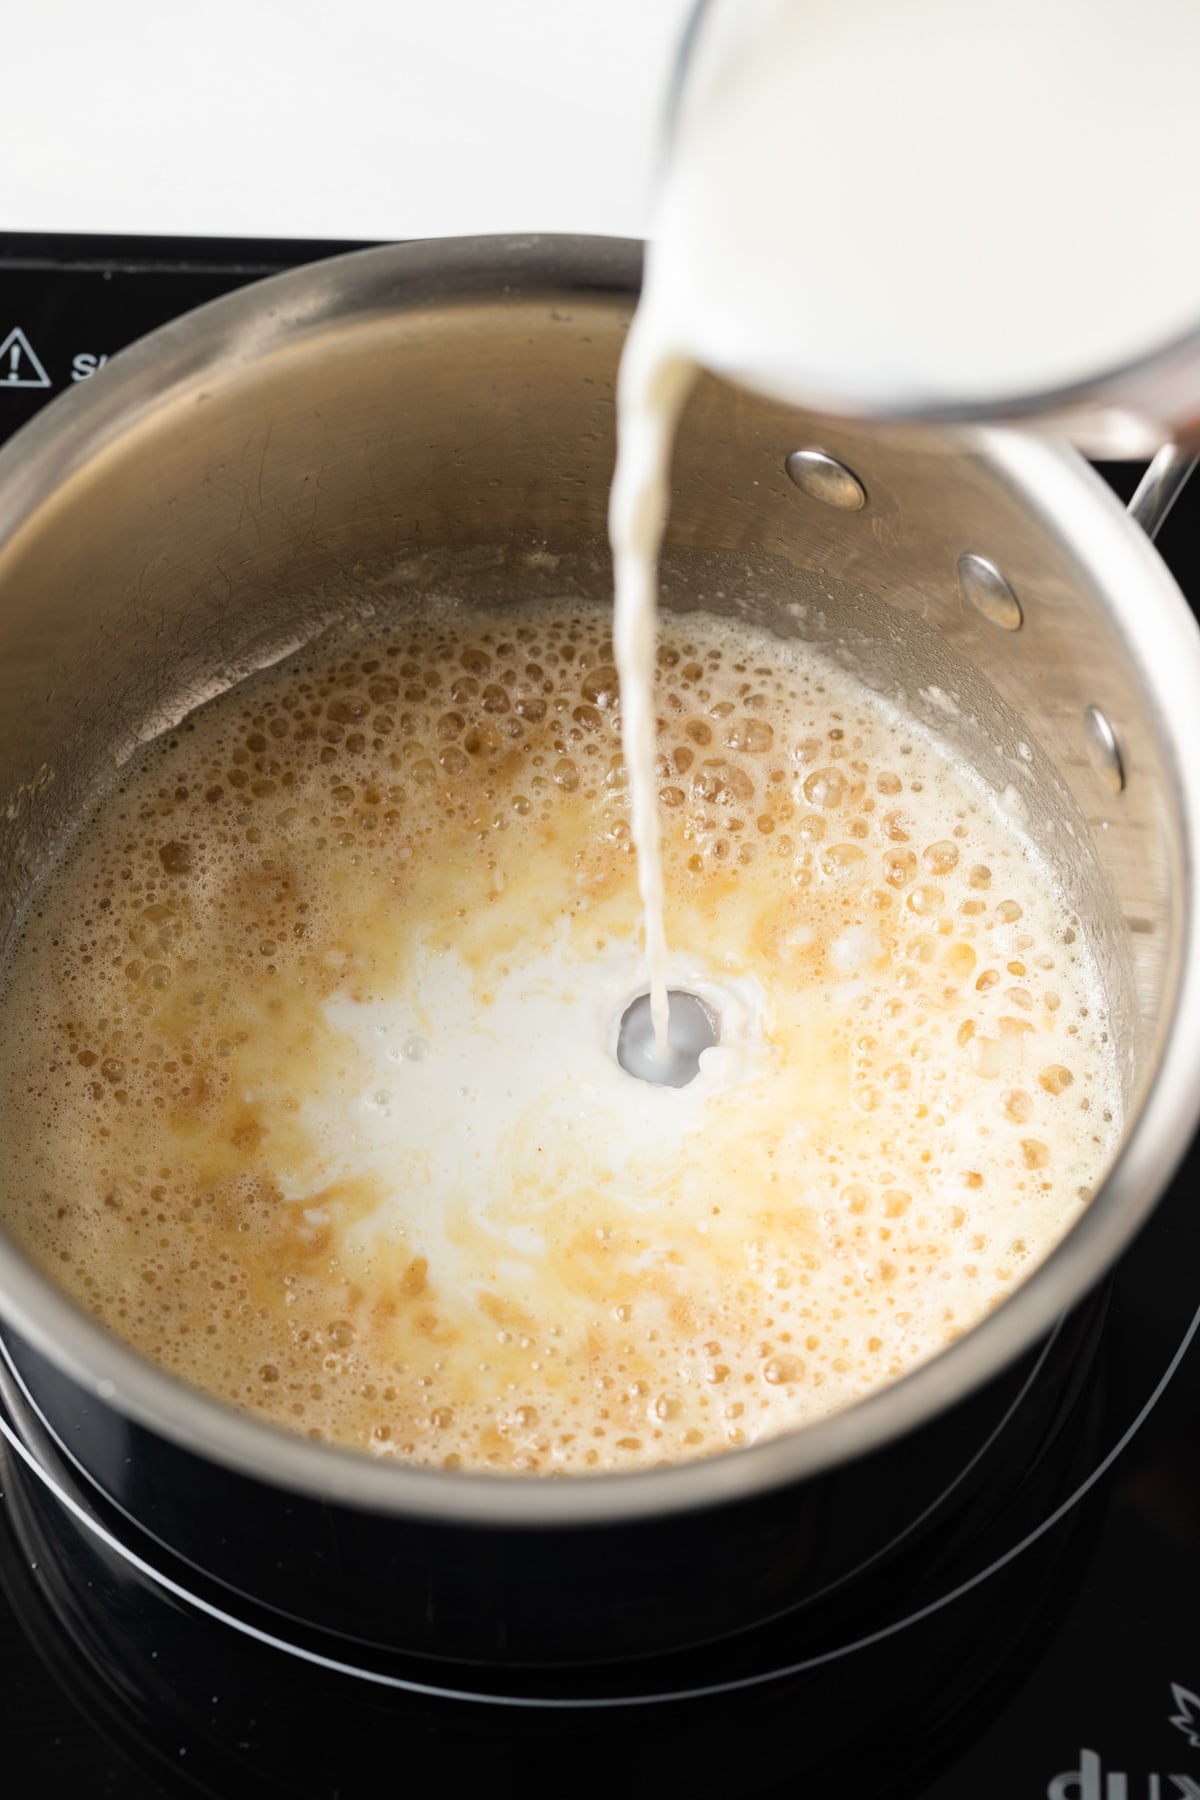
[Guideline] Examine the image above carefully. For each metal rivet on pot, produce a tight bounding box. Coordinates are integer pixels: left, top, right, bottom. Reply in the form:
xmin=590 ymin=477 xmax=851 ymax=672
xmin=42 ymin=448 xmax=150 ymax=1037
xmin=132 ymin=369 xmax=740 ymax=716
xmin=958 ymin=553 xmax=1023 ymax=631
xmin=785 ymin=449 xmax=867 ymax=511
xmin=1083 ymin=705 xmax=1125 ymax=794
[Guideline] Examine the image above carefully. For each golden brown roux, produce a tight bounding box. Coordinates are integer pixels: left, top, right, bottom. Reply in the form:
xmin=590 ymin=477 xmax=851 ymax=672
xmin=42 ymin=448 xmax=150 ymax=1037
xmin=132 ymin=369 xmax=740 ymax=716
xmin=0 ymin=599 xmax=1119 ymax=1472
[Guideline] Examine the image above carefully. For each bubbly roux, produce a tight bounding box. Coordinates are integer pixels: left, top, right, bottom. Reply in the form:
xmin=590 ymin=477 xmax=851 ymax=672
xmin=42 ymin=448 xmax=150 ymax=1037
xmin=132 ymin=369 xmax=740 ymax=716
xmin=0 ymin=600 xmax=1118 ymax=1471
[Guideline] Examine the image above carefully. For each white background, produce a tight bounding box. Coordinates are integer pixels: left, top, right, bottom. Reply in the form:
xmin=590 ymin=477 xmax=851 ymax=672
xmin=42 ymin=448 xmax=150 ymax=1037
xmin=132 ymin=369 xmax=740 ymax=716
xmin=5 ymin=0 xmax=692 ymax=242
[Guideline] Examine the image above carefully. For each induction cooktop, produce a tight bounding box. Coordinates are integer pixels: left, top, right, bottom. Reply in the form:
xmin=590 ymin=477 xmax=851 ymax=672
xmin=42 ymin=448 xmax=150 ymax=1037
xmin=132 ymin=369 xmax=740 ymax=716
xmin=2 ymin=235 xmax=1200 ymax=1800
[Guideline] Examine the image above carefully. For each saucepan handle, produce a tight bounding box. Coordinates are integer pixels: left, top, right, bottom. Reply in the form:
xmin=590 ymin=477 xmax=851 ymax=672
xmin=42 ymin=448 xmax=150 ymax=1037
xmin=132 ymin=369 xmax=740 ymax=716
xmin=1127 ymin=443 xmax=1199 ymax=543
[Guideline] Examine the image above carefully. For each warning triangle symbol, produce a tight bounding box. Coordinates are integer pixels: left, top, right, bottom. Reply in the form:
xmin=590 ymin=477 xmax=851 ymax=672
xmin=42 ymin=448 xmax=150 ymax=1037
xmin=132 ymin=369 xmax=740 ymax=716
xmin=0 ymin=327 xmax=51 ymax=390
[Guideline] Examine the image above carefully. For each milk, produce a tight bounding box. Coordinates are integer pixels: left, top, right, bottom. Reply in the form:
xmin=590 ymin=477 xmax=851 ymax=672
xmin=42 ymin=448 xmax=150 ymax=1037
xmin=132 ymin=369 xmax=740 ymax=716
xmin=652 ymin=0 xmax=1200 ymax=412
xmin=608 ymin=344 xmax=694 ymax=1055
xmin=612 ymin=0 xmax=1200 ymax=1058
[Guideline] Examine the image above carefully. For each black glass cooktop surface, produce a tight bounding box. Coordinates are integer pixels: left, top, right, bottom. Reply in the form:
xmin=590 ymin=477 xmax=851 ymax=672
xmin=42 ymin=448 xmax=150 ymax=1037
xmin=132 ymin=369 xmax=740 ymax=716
xmin=2 ymin=235 xmax=1200 ymax=1800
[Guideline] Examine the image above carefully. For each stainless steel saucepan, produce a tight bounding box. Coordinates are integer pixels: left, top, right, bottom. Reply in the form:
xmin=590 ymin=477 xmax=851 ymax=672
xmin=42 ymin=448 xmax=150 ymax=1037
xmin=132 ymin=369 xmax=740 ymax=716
xmin=0 ymin=237 xmax=1197 ymax=1668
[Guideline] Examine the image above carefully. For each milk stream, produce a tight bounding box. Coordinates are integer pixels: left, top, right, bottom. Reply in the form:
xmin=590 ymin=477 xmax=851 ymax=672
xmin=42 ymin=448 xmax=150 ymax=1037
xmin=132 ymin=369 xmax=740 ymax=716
xmin=609 ymin=322 xmax=694 ymax=1059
